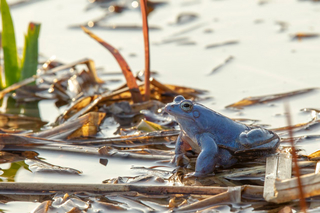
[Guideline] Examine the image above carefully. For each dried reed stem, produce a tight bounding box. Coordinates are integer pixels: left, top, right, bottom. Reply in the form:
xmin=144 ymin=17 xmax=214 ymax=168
xmin=140 ymin=0 xmax=150 ymax=101
xmin=81 ymin=26 xmax=142 ymax=103
xmin=285 ymin=103 xmax=307 ymax=212
xmin=0 ymin=182 xmax=228 ymax=195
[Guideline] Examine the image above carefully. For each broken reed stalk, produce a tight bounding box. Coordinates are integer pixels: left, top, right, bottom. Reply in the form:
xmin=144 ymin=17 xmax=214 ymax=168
xmin=81 ymin=26 xmax=143 ymax=103
xmin=178 ymin=186 xmax=242 ymax=211
xmin=140 ymin=0 xmax=150 ymax=101
xmin=285 ymin=103 xmax=307 ymax=212
xmin=0 ymin=182 xmax=262 ymax=196
xmin=178 ymin=191 xmax=231 ymax=211
xmin=0 ymin=58 xmax=101 ymax=100
xmin=226 ymin=88 xmax=317 ymax=109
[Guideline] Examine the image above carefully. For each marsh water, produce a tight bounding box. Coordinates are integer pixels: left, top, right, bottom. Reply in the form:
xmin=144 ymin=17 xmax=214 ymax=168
xmin=2 ymin=0 xmax=320 ymax=212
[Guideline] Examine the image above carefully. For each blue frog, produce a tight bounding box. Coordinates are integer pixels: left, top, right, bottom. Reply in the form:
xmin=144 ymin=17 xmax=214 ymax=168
xmin=165 ymin=95 xmax=280 ymax=177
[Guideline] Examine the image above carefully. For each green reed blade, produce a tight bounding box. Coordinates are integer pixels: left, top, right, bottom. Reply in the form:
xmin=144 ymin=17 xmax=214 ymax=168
xmin=20 ymin=22 xmax=41 ymax=81
xmin=0 ymin=0 xmax=20 ymax=89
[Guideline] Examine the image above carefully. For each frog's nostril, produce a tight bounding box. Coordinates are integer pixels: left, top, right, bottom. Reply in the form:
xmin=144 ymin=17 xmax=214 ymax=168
xmin=171 ymin=105 xmax=174 ymax=108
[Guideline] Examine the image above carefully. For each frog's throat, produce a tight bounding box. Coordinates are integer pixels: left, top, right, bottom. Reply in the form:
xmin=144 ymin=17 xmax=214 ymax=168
xmin=174 ymin=113 xmax=196 ymax=124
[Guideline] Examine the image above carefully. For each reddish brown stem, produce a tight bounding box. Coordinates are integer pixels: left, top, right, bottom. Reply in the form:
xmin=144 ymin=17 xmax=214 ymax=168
xmin=140 ymin=0 xmax=150 ymax=101
xmin=81 ymin=26 xmax=142 ymax=103
xmin=285 ymin=103 xmax=307 ymax=213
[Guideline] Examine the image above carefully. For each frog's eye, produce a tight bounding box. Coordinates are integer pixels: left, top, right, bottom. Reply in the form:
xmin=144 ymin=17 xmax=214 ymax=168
xmin=180 ymin=101 xmax=193 ymax=112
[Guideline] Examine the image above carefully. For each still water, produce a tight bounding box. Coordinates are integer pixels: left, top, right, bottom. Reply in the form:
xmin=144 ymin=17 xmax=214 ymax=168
xmin=2 ymin=0 xmax=320 ymax=211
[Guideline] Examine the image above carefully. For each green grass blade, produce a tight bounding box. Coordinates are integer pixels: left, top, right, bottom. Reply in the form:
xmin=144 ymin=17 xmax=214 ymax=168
xmin=0 ymin=0 xmax=20 ymax=88
xmin=0 ymin=32 xmax=3 ymax=88
xmin=20 ymin=22 xmax=40 ymax=81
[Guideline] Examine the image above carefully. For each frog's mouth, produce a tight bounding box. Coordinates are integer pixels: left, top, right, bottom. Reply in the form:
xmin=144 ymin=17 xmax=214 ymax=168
xmin=164 ymin=105 xmax=171 ymax=114
xmin=164 ymin=104 xmax=177 ymax=115
xmin=166 ymin=109 xmax=195 ymax=121
xmin=164 ymin=104 xmax=196 ymax=121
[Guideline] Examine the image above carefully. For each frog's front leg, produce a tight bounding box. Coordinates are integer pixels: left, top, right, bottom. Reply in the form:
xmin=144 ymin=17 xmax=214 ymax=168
xmin=193 ymin=133 xmax=219 ymax=176
xmin=172 ymin=133 xmax=190 ymax=167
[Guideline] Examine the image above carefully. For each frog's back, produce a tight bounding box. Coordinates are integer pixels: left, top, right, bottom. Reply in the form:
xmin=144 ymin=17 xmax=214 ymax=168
xmin=195 ymin=104 xmax=249 ymax=147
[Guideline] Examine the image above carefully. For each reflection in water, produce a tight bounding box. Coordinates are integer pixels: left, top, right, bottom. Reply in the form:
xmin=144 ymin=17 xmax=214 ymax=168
xmin=0 ymin=95 xmax=46 ymax=132
xmin=70 ymin=0 xmax=167 ymax=30
xmin=86 ymin=0 xmax=166 ymax=16
xmin=0 ymin=150 xmax=82 ymax=183
xmin=0 ymin=161 xmax=29 ymax=182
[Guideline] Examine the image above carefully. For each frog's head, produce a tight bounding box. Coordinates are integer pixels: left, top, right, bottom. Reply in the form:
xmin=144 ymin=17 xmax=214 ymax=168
xmin=165 ymin=95 xmax=202 ymax=123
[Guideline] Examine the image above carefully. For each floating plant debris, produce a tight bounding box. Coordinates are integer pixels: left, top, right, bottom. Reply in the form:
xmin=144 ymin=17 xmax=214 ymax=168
xmin=170 ymin=22 xmax=207 ymax=37
xmin=292 ymin=33 xmax=319 ymax=40
xmin=0 ymin=58 xmax=102 ymax=100
xmin=176 ymin=40 xmax=196 ymax=45
xmin=171 ymin=12 xmax=198 ymax=25
xmin=205 ymin=40 xmax=239 ymax=49
xmin=226 ymin=88 xmax=318 ymax=109
xmin=26 ymin=159 xmax=82 ymax=174
xmin=153 ymin=37 xmax=189 ymax=45
xmin=208 ymin=55 xmax=234 ymax=75
xmin=271 ymin=108 xmax=320 ymax=135
xmin=275 ymin=21 xmax=289 ymax=32
xmin=70 ymin=23 xmax=162 ymax=31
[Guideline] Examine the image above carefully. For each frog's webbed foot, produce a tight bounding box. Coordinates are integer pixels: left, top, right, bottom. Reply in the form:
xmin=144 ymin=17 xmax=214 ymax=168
xmin=185 ymin=171 xmax=215 ymax=179
xmin=171 ymin=153 xmax=190 ymax=167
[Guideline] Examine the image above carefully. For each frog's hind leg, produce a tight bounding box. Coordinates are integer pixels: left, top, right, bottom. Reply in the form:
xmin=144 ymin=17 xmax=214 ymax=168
xmin=234 ymin=136 xmax=280 ymax=157
xmin=218 ymin=149 xmax=238 ymax=169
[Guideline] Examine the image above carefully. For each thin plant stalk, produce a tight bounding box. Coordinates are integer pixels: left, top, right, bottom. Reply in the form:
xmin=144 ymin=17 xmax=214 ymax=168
xmin=285 ymin=103 xmax=307 ymax=212
xmin=140 ymin=0 xmax=150 ymax=101
xmin=81 ymin=26 xmax=143 ymax=103
xmin=0 ymin=32 xmax=2 ymax=86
